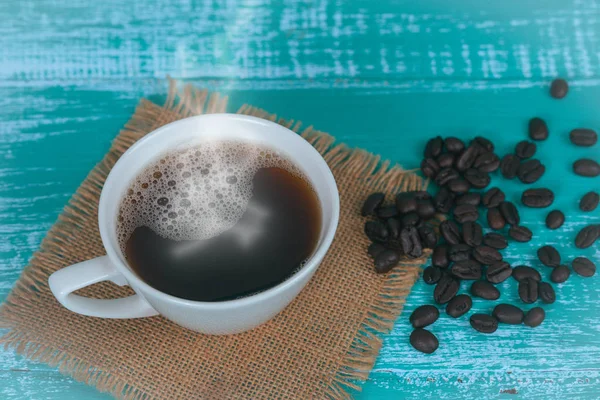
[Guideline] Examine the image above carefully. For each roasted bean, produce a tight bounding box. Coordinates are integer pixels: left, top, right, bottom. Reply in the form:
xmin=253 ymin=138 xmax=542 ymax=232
xmin=446 ymin=294 xmax=472 ymax=318
xmin=521 ymin=188 xmax=554 ymax=208
xmin=500 ymin=154 xmax=520 ymax=179
xmin=486 ymin=261 xmax=512 ymax=284
xmin=580 ymin=191 xmax=599 ymax=212
xmin=440 ymin=220 xmax=462 ymax=245
xmin=493 ymin=304 xmax=524 ymax=324
xmin=455 ymin=192 xmax=481 ymax=207
xmin=487 ymin=207 xmax=506 ymax=230
xmin=483 ymin=233 xmax=508 ymax=249
xmin=482 ymin=187 xmax=505 ymax=208
xmin=538 ymin=281 xmax=556 ymax=304
xmin=515 ymin=140 xmax=537 ymax=159
xmin=361 ymin=192 xmax=385 ymax=216
xmin=410 ymin=305 xmax=439 ymax=328
xmin=374 ymin=249 xmax=400 ymax=273
xmin=451 ymin=259 xmax=482 ymax=280
xmin=472 ymin=245 xmax=502 ymax=265
xmin=508 ymin=225 xmax=533 ymax=242
xmin=512 ymin=266 xmax=541 ymax=282
xmin=433 ymin=187 xmax=454 ymax=213
xmin=432 ymin=244 xmax=450 ymax=268
xmin=410 ymin=328 xmax=439 ymax=354
xmin=575 ymin=225 xmax=600 ymax=249
xmin=423 ymin=266 xmax=443 ymax=285
xmin=537 ymin=245 xmax=561 ymax=267
xmin=365 ymin=220 xmax=389 ymax=243
xmin=545 ymin=210 xmax=565 ymax=230
xmin=434 ymin=275 xmax=460 ymax=304
xmin=470 ymin=280 xmax=500 ymax=300
xmin=550 ymin=78 xmax=568 ymax=99
xmin=528 ymin=117 xmax=549 ymax=140
xmin=464 ymin=168 xmax=491 ymax=189
xmin=499 ymin=201 xmax=520 ymax=226
xmin=400 ymin=226 xmax=423 ymax=258
xmin=448 ymin=244 xmax=472 ymax=262
xmin=550 ymin=265 xmax=571 ymax=283
xmin=518 ymin=278 xmax=539 ymax=303
xmin=474 ymin=152 xmax=500 ymax=172
xmin=517 ymin=159 xmax=545 ymax=184
xmin=470 ymin=314 xmax=498 ymax=333
xmin=572 ymin=257 xmax=596 ymax=277
xmin=573 ymin=159 xmax=600 ymax=177
xmin=524 ymin=307 xmax=545 ymax=327
xmin=444 ymin=137 xmax=465 ymax=153
xmin=462 ymin=221 xmax=483 ymax=247
xmin=453 ymin=204 xmax=479 ymax=224
xmin=570 ymin=128 xmax=597 ymax=147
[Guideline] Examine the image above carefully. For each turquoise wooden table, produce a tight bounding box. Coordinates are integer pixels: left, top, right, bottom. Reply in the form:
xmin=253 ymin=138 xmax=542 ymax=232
xmin=2 ymin=1 xmax=600 ymax=398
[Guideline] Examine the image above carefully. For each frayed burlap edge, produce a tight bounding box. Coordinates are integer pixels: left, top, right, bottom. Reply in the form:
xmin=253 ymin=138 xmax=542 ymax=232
xmin=0 ymin=79 xmax=430 ymax=400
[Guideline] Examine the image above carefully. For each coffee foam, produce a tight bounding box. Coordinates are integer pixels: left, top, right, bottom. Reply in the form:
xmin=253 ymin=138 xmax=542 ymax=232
xmin=116 ymin=140 xmax=303 ymax=252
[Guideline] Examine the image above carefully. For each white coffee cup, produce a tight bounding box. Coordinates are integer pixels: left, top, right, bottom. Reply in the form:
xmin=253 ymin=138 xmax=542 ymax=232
xmin=48 ymin=114 xmax=339 ymax=335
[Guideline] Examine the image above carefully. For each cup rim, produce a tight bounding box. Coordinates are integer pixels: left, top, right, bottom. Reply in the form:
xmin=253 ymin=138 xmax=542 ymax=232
xmin=98 ymin=113 xmax=340 ymax=309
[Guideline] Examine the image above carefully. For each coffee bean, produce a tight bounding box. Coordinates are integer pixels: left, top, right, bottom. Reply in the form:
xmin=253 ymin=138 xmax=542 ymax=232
xmin=515 ymin=140 xmax=537 ymax=159
xmin=367 ymin=243 xmax=386 ymax=259
xmin=538 ymin=281 xmax=556 ymax=304
xmin=416 ymin=199 xmax=436 ymax=220
xmin=493 ymin=304 xmax=524 ymax=324
xmin=529 ymin=117 xmax=549 ymax=141
xmin=473 ymin=245 xmax=502 ymax=265
xmin=440 ymin=220 xmax=461 ymax=245
xmin=470 ymin=314 xmax=498 ymax=333
xmin=482 ymin=187 xmax=505 ymax=208
xmin=432 ymin=245 xmax=450 ymax=268
xmin=413 ymin=191 xmax=432 ymax=200
xmin=435 ymin=167 xmax=461 ymax=186
xmin=522 ymin=188 xmax=554 ymax=208
xmin=436 ymin=153 xmax=455 ymax=168
xmin=455 ymin=192 xmax=481 ymax=207
xmin=570 ymin=128 xmax=598 ymax=147
xmin=550 ymin=78 xmax=568 ymax=99
xmin=451 ymin=259 xmax=482 ymax=280
xmin=424 ymin=136 xmax=444 ymax=158
xmin=499 ymin=201 xmax=520 ymax=226
xmin=365 ymin=220 xmax=389 ymax=243
xmin=361 ymin=192 xmax=385 ymax=216
xmin=519 ymin=278 xmax=539 ymax=303
xmin=410 ymin=305 xmax=439 ymax=328
xmin=421 ymin=158 xmax=440 ymax=179
xmin=462 ymin=221 xmax=483 ymax=247
xmin=410 ymin=328 xmax=439 ymax=354
xmin=433 ymin=187 xmax=454 ymax=213
xmin=454 ymin=204 xmax=479 ymax=224
xmin=575 ymin=225 xmax=600 ymax=249
xmin=446 ymin=294 xmax=472 ymax=318
xmin=474 ymin=152 xmax=500 ymax=173
xmin=517 ymin=159 xmax=545 ymax=184
xmin=573 ymin=159 xmax=600 ymax=177
xmin=400 ymin=226 xmax=423 ymax=258
xmin=377 ymin=205 xmax=399 ymax=219
xmin=487 ymin=207 xmax=506 ymax=231
xmin=551 ymin=265 xmax=570 ymax=283
xmin=374 ymin=249 xmax=400 ymax=273
xmin=546 ymin=210 xmax=565 ymax=230
xmin=423 ymin=266 xmax=443 ymax=285
xmin=464 ymin=168 xmax=491 ymax=189
xmin=445 ymin=137 xmax=465 ymax=153
xmin=512 ymin=266 xmax=541 ymax=282
xmin=486 ymin=261 xmax=512 ymax=284
xmin=396 ymin=192 xmax=418 ymax=214
xmin=448 ymin=178 xmax=470 ymax=194
xmin=472 ymin=136 xmax=495 ymax=153
xmin=573 ymin=257 xmax=596 ymax=277
xmin=449 ymin=244 xmax=472 ymax=262
xmin=500 ymin=154 xmax=520 ymax=179
xmin=580 ymin=191 xmax=599 ymax=212
xmin=508 ymin=225 xmax=532 ymax=242
xmin=387 ymin=218 xmax=401 ymax=240
xmin=537 ymin=245 xmax=561 ymax=267
xmin=434 ymin=275 xmax=460 ymax=304
xmin=483 ymin=233 xmax=508 ymax=250
xmin=471 ymin=280 xmax=500 ymax=300
xmin=401 ymin=212 xmax=420 ymax=227
xmin=418 ymin=225 xmax=438 ymax=249
xmin=456 ymin=145 xmax=479 ymax=172
xmin=524 ymin=307 xmax=545 ymax=327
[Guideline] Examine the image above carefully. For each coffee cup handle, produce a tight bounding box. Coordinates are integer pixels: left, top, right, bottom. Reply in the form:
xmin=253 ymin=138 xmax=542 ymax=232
xmin=48 ymin=256 xmax=159 ymax=319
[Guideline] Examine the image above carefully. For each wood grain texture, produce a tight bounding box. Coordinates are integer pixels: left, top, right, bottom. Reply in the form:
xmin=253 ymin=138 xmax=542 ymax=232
xmin=1 ymin=0 xmax=600 ymax=398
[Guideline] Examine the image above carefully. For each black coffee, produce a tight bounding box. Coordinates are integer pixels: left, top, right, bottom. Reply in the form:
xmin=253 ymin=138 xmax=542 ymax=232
xmin=117 ymin=141 xmax=322 ymax=302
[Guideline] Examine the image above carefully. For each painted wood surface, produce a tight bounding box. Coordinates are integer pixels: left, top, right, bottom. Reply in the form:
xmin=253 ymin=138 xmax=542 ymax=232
xmin=1 ymin=1 xmax=600 ymax=398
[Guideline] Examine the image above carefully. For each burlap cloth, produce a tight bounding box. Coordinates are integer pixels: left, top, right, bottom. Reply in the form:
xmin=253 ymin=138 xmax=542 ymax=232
xmin=0 ymin=81 xmax=430 ymax=399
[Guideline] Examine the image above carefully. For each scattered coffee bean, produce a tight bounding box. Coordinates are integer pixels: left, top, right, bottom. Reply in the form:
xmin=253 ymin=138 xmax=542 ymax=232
xmin=545 ymin=210 xmax=565 ymax=230
xmin=361 ymin=192 xmax=385 ymax=216
xmin=471 ymin=280 xmax=500 ymax=300
xmin=434 ymin=275 xmax=460 ymax=304
xmin=416 ymin=199 xmax=436 ymax=220
xmin=470 ymin=314 xmax=498 ymax=333
xmin=377 ymin=205 xmax=399 ymax=219
xmin=424 ymin=136 xmax=444 ymax=158
xmin=423 ymin=266 xmax=443 ymax=285
xmin=374 ymin=249 xmax=400 ymax=273
xmin=522 ymin=188 xmax=554 ymax=208
xmin=473 ymin=245 xmax=502 ymax=265
xmin=410 ymin=305 xmax=439 ymax=328
xmin=550 ymin=78 xmax=568 ymax=99
xmin=572 ymin=257 xmax=596 ymax=277
xmin=400 ymin=226 xmax=423 ymax=258
xmin=518 ymin=278 xmax=539 ymax=304
xmin=499 ymin=201 xmax=520 ymax=226
xmin=473 ymin=136 xmax=495 ymax=152
xmin=474 ymin=152 xmax=500 ymax=173
xmin=440 ymin=220 xmax=462 ymax=245
xmin=421 ymin=158 xmax=440 ymax=179
xmin=537 ymin=245 xmax=561 ymax=267
xmin=462 ymin=221 xmax=483 ymax=247
xmin=437 ymin=153 xmax=455 ymax=168
xmin=515 ymin=140 xmax=537 ymax=159
xmin=432 ymin=244 xmax=450 ymax=268
xmin=517 ymin=159 xmax=545 ymax=184
xmin=365 ymin=220 xmax=389 ymax=243
xmin=446 ymin=294 xmax=472 ymax=318
xmin=455 ymin=192 xmax=481 ymax=207
xmin=550 ymin=265 xmax=571 ymax=283
xmin=524 ymin=307 xmax=545 ymax=327
xmin=493 ymin=304 xmax=524 ymax=324
xmin=387 ymin=218 xmax=401 ymax=240
xmin=463 ymin=168 xmax=491 ymax=189
xmin=445 ymin=137 xmax=465 ymax=153
xmin=482 ymin=187 xmax=505 ymax=208
xmin=486 ymin=261 xmax=512 ymax=284
xmin=418 ymin=225 xmax=438 ymax=249
xmin=512 ymin=266 xmax=541 ymax=282
xmin=451 ymin=259 xmax=482 ymax=280
xmin=575 ymin=225 xmax=600 ymax=249
xmin=454 ymin=204 xmax=479 ymax=224
xmin=367 ymin=243 xmax=386 ymax=259
xmin=433 ymin=187 xmax=454 ymax=213
xmin=410 ymin=328 xmax=439 ymax=354
xmin=487 ymin=207 xmax=506 ymax=230
xmin=528 ymin=117 xmax=549 ymax=141
xmin=449 ymin=244 xmax=472 ymax=262
xmin=483 ymin=233 xmax=508 ymax=250
xmin=448 ymin=178 xmax=470 ymax=194
xmin=401 ymin=212 xmax=420 ymax=227
xmin=508 ymin=225 xmax=533 ymax=242
xmin=570 ymin=128 xmax=598 ymax=147
xmin=580 ymin=191 xmax=599 ymax=212
xmin=538 ymin=282 xmax=556 ymax=304
xmin=435 ymin=167 xmax=461 ymax=186
xmin=396 ymin=192 xmax=418 ymax=214
xmin=573 ymin=158 xmax=600 ymax=177
xmin=455 ymin=145 xmax=479 ymax=172
xmin=500 ymin=154 xmax=520 ymax=179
